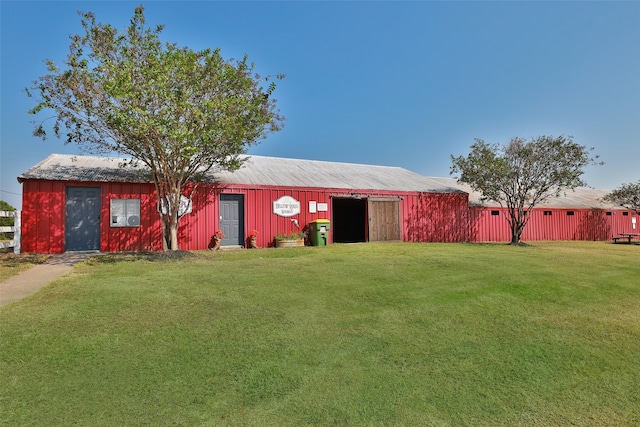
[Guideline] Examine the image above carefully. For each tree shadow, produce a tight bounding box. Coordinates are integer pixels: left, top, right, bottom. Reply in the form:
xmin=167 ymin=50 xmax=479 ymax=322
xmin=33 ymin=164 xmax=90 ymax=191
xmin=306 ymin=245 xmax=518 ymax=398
xmin=574 ymin=209 xmax=611 ymax=241
xmin=405 ymin=192 xmax=471 ymax=242
xmin=177 ymin=182 xmax=227 ymax=250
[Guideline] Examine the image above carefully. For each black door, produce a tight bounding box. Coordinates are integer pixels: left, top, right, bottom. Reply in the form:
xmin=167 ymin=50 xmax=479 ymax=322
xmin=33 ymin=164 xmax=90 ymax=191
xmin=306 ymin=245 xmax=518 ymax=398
xmin=65 ymin=187 xmax=101 ymax=251
xmin=332 ymin=197 xmax=366 ymax=243
xmin=220 ymin=194 xmax=244 ymax=246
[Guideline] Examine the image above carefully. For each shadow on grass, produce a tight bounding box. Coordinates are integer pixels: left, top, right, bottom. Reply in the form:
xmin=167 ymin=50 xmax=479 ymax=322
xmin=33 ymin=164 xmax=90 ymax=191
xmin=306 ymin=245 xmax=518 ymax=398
xmin=0 ymin=253 xmax=50 ymax=267
xmin=86 ymin=250 xmax=196 ymax=265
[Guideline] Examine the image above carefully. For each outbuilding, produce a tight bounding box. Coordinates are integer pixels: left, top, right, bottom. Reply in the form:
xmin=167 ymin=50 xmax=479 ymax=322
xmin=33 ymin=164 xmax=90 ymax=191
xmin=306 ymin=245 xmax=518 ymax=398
xmin=17 ymin=154 xmax=636 ymax=253
xmin=17 ymin=154 xmax=470 ymax=253
xmin=452 ymin=180 xmax=637 ymax=242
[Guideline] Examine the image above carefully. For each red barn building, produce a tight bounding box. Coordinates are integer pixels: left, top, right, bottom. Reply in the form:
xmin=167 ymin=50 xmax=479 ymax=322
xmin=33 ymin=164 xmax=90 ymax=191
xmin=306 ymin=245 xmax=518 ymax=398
xmin=17 ymin=154 xmax=470 ymax=253
xmin=452 ymin=180 xmax=637 ymax=242
xmin=17 ymin=154 xmax=636 ymax=253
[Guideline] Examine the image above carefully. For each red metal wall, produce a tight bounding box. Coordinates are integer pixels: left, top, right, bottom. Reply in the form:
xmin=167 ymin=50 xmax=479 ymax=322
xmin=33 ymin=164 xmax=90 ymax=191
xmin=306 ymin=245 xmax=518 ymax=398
xmin=102 ymin=182 xmax=163 ymax=252
xmin=469 ymin=207 xmax=638 ymax=243
xmin=23 ymin=179 xmax=634 ymax=253
xmin=178 ymin=185 xmax=471 ymax=249
xmin=177 ymin=184 xmax=336 ymax=250
xmin=21 ymin=180 xmax=163 ymax=253
xmin=21 ymin=180 xmax=470 ymax=253
xmin=404 ymin=192 xmax=470 ymax=242
xmin=21 ymin=180 xmax=65 ymax=253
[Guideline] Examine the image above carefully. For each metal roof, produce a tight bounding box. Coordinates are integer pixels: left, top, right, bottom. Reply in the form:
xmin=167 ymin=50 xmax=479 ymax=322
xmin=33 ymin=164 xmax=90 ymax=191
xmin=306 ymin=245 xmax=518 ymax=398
xmin=18 ymin=154 xmax=153 ymax=183
xmin=18 ymin=153 xmax=620 ymax=209
xmin=211 ymin=155 xmax=462 ymax=192
xmin=17 ymin=153 xmax=460 ymax=193
xmin=444 ymin=177 xmax=620 ymax=210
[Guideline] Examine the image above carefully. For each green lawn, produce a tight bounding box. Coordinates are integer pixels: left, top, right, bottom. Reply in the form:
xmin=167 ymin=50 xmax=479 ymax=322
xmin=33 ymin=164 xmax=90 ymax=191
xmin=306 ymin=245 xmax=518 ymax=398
xmin=1 ymin=242 xmax=639 ymax=426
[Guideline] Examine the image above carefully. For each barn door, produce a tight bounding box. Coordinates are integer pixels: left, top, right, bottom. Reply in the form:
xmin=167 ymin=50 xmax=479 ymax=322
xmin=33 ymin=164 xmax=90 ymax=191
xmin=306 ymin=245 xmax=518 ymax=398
xmin=65 ymin=187 xmax=101 ymax=251
xmin=368 ymin=197 xmax=401 ymax=241
xmin=220 ymin=194 xmax=244 ymax=246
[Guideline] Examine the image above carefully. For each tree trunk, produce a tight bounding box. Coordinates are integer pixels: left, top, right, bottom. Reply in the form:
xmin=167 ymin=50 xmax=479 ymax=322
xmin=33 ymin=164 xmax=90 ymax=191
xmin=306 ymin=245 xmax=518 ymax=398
xmin=509 ymin=215 xmax=527 ymax=245
xmin=161 ymin=216 xmax=169 ymax=251
xmin=507 ymin=208 xmax=525 ymax=245
xmin=510 ymin=228 xmax=522 ymax=244
xmin=169 ymin=220 xmax=179 ymax=251
xmin=160 ymin=212 xmax=180 ymax=251
xmin=510 ymin=223 xmax=520 ymax=244
xmin=158 ymin=189 xmax=183 ymax=251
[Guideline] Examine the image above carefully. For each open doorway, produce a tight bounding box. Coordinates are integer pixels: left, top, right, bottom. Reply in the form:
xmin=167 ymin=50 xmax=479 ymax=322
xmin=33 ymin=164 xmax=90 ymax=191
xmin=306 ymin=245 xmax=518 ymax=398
xmin=332 ymin=197 xmax=366 ymax=243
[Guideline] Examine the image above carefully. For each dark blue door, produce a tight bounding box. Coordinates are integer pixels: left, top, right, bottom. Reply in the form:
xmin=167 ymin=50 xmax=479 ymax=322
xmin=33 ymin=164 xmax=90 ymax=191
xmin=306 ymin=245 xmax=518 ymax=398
xmin=65 ymin=187 xmax=101 ymax=251
xmin=220 ymin=194 xmax=244 ymax=246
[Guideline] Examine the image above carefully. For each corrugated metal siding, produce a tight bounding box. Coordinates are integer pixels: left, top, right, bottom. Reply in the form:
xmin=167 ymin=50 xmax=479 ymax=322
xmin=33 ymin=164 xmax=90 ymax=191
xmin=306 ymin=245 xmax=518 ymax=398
xmin=20 ymin=153 xmax=459 ymax=193
xmin=19 ymin=154 xmax=637 ymax=252
xmin=182 ymin=185 xmax=337 ymax=249
xmin=21 ymin=181 xmax=65 ymax=253
xmin=404 ymin=192 xmax=470 ymax=242
xmin=18 ymin=154 xmax=152 ymax=183
xmin=102 ymin=182 xmax=163 ymax=252
xmin=198 ymin=186 xmax=471 ymax=248
xmin=21 ymin=180 xmax=163 ymax=253
xmin=470 ymin=207 xmax=638 ymax=242
xmin=21 ymin=178 xmax=637 ymax=253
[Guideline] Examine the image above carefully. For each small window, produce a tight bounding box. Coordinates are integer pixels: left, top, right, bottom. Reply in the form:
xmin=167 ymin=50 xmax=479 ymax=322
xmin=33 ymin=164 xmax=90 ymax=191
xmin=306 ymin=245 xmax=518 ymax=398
xmin=567 ymin=211 xmax=575 ymax=216
xmin=543 ymin=211 xmax=552 ymax=216
xmin=110 ymin=199 xmax=141 ymax=227
xmin=491 ymin=210 xmax=500 ymax=216
xmin=623 ymin=212 xmax=629 ymax=216
xmin=606 ymin=212 xmax=612 ymax=216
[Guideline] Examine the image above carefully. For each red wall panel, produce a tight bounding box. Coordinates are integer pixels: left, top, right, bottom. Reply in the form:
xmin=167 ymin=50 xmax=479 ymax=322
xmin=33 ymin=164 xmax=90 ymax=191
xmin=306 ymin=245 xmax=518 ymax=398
xmin=404 ymin=192 xmax=470 ymax=242
xmin=21 ymin=178 xmax=636 ymax=253
xmin=22 ymin=180 xmax=163 ymax=253
xmin=469 ymin=207 xmax=637 ymax=243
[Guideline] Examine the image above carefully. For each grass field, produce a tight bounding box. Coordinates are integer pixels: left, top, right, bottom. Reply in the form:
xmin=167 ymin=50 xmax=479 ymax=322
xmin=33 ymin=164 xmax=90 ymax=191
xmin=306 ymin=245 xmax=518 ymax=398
xmin=1 ymin=242 xmax=639 ymax=426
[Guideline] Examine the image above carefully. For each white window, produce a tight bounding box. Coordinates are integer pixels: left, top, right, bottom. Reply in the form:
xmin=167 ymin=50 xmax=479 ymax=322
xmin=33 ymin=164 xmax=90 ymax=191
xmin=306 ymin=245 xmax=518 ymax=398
xmin=110 ymin=199 xmax=141 ymax=227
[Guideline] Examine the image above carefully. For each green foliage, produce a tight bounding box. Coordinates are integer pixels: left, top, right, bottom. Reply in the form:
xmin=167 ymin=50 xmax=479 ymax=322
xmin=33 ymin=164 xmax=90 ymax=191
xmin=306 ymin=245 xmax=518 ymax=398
xmin=603 ymin=180 xmax=640 ymax=213
xmin=0 ymin=200 xmax=16 ymax=240
xmin=26 ymin=6 xmax=284 ymax=250
xmin=1 ymin=242 xmax=638 ymax=426
xmin=274 ymin=230 xmax=307 ymax=241
xmin=0 ymin=200 xmax=15 ymax=212
xmin=451 ymin=136 xmax=600 ymax=244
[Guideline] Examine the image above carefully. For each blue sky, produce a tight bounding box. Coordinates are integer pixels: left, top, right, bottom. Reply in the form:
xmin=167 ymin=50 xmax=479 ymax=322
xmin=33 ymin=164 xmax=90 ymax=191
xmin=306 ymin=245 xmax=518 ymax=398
xmin=2 ymin=1 xmax=639 ymax=209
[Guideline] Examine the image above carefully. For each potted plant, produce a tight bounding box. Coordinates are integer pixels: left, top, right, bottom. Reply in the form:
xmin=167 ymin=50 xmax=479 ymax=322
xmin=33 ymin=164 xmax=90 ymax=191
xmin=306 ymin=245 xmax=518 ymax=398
xmin=274 ymin=230 xmax=307 ymax=248
xmin=247 ymin=230 xmax=259 ymax=249
xmin=208 ymin=230 xmax=225 ymax=251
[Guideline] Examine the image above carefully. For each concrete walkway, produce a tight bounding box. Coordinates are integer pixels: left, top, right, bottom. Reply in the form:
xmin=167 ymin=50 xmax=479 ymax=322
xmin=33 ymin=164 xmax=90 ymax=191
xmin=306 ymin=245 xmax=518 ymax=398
xmin=0 ymin=252 xmax=97 ymax=307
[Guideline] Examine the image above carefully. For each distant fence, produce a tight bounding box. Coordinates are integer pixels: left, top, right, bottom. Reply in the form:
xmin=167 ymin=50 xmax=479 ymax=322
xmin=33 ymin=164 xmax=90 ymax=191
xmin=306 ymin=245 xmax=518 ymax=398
xmin=0 ymin=211 xmax=20 ymax=254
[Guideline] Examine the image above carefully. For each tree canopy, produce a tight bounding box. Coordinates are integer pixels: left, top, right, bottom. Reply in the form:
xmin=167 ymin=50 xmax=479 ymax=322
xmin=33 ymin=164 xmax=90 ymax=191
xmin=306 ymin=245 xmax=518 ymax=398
xmin=603 ymin=181 xmax=640 ymax=214
xmin=450 ymin=136 xmax=599 ymax=244
xmin=0 ymin=200 xmax=16 ymax=240
xmin=27 ymin=6 xmax=284 ymax=250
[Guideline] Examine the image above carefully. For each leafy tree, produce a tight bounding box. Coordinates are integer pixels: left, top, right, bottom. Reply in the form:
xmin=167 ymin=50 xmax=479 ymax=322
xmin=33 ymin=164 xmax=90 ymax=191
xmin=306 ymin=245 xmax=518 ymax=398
xmin=26 ymin=6 xmax=284 ymax=250
xmin=0 ymin=200 xmax=16 ymax=240
xmin=603 ymin=181 xmax=640 ymax=214
xmin=450 ymin=136 xmax=599 ymax=245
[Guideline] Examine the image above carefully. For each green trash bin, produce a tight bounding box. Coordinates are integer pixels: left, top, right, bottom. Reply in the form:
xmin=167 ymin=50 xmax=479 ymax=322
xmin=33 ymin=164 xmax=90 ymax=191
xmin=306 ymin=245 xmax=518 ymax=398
xmin=309 ymin=219 xmax=330 ymax=246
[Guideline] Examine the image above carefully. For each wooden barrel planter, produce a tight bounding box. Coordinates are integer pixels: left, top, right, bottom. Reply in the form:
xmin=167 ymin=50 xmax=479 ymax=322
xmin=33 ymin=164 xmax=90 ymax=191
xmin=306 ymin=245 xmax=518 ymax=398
xmin=275 ymin=238 xmax=305 ymax=248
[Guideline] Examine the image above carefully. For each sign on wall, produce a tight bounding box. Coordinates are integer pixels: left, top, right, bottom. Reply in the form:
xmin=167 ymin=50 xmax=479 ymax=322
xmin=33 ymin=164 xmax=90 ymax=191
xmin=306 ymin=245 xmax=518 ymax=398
xmin=159 ymin=195 xmax=193 ymax=218
xmin=273 ymin=196 xmax=301 ymax=217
